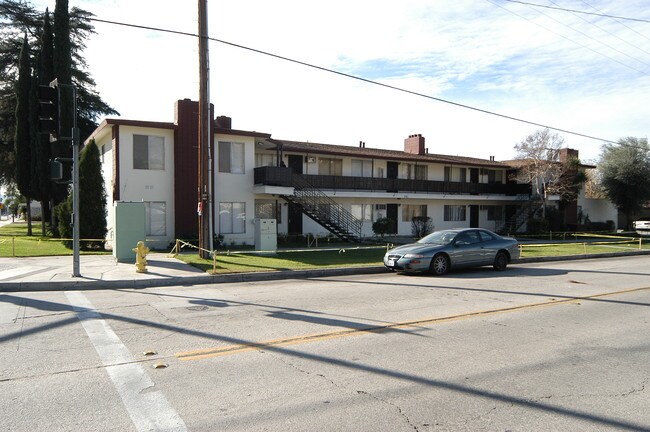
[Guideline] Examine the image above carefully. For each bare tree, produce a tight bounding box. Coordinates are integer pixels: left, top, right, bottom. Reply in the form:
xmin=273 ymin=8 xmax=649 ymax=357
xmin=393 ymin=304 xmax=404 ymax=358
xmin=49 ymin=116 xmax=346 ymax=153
xmin=514 ymin=129 xmax=564 ymax=199
xmin=513 ymin=129 xmax=586 ymax=217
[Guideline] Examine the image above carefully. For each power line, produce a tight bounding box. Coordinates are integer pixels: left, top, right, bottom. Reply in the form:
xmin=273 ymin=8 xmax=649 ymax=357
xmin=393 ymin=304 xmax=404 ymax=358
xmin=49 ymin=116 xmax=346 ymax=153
xmin=486 ymin=0 xmax=650 ymax=76
xmin=580 ymin=0 xmax=650 ymax=43
xmin=503 ymin=0 xmax=650 ymax=23
xmin=547 ymin=0 xmax=650 ymax=59
xmin=83 ymin=15 xmax=622 ymax=146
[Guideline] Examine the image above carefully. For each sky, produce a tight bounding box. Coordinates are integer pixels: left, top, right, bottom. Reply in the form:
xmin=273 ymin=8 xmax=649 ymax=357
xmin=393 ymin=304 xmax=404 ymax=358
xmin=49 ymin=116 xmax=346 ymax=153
xmin=32 ymin=0 xmax=650 ymax=163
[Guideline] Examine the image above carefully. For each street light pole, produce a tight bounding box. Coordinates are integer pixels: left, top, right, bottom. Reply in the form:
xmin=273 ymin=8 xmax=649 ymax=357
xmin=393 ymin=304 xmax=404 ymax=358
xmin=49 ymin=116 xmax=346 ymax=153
xmin=71 ymin=88 xmax=80 ymax=277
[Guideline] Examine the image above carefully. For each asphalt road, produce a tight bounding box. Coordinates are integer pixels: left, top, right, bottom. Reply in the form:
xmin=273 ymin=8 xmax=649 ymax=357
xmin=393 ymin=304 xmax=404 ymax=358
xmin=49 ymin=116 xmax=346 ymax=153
xmin=1 ymin=256 xmax=649 ymax=431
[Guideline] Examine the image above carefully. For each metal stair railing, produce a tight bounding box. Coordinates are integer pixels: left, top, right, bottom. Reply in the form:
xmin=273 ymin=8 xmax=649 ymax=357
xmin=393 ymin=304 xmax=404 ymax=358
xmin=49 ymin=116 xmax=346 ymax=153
xmin=283 ymin=173 xmax=362 ymax=242
xmin=496 ymin=199 xmax=544 ymax=234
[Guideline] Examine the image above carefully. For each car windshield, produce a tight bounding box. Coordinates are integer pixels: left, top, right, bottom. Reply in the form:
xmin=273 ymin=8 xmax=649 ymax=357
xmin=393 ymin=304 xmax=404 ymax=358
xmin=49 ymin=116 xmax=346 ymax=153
xmin=417 ymin=230 xmax=457 ymax=245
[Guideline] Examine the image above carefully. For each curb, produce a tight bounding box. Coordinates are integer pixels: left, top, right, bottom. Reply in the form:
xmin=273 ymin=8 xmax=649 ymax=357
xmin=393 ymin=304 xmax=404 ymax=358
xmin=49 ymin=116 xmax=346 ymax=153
xmin=2 ymin=250 xmax=649 ymax=293
xmin=0 ymin=266 xmax=386 ymax=293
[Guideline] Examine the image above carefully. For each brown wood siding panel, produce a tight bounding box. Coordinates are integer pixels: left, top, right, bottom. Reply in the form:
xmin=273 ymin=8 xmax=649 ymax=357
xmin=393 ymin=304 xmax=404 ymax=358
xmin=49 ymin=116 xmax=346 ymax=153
xmin=174 ymin=100 xmax=200 ymax=239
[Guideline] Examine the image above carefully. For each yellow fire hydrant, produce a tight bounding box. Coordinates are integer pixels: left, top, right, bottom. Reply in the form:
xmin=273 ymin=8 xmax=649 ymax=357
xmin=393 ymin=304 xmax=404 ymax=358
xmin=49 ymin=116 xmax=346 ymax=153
xmin=132 ymin=241 xmax=150 ymax=273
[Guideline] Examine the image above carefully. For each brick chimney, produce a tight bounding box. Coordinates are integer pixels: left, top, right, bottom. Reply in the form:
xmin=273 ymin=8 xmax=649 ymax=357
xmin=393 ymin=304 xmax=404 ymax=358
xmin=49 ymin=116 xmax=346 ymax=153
xmin=404 ymin=134 xmax=425 ymax=155
xmin=559 ymin=148 xmax=579 ymax=162
xmin=216 ymin=115 xmax=232 ymax=129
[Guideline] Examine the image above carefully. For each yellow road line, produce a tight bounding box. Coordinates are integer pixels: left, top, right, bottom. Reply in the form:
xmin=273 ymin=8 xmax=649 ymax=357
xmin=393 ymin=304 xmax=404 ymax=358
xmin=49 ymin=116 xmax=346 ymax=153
xmin=176 ymin=286 xmax=650 ymax=361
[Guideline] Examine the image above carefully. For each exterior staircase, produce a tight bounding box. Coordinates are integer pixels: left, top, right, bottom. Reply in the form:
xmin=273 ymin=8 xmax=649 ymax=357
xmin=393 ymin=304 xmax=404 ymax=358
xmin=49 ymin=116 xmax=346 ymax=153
xmin=496 ymin=199 xmax=544 ymax=235
xmin=281 ymin=173 xmax=363 ymax=243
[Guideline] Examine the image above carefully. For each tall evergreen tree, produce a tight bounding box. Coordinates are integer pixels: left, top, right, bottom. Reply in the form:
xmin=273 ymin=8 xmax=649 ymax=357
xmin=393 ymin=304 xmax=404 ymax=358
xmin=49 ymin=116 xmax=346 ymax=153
xmin=55 ymin=139 xmax=106 ymax=248
xmin=14 ymin=34 xmax=32 ymax=234
xmin=37 ymin=8 xmax=53 ymax=230
xmin=0 ymin=0 xmax=118 ymax=187
xmin=51 ymin=0 xmax=72 ymax=205
xmin=78 ymin=139 xmax=106 ymax=248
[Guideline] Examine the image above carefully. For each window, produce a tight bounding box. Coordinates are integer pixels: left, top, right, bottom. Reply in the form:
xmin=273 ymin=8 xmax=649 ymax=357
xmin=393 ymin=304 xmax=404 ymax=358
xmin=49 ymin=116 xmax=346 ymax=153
xmin=403 ymin=164 xmax=427 ymax=180
xmin=484 ymin=169 xmax=503 ymax=184
xmin=415 ymin=165 xmax=427 ymax=180
xmin=144 ymin=202 xmax=166 ymax=236
xmin=255 ymin=153 xmax=275 ymax=167
xmin=487 ymin=206 xmax=504 ymax=221
xmin=402 ymin=204 xmax=427 ymax=221
xmin=444 ymin=166 xmax=466 ymax=182
xmin=351 ymin=159 xmax=373 ymax=177
xmin=444 ymin=205 xmax=466 ymax=221
xmin=351 ymin=204 xmax=372 ymax=221
xmin=456 ymin=231 xmax=481 ymax=244
xmin=100 ymin=142 xmax=111 ymax=163
xmin=218 ymin=142 xmax=245 ymax=174
xmin=318 ymin=158 xmax=342 ymax=176
xmin=219 ymin=202 xmax=246 ymax=234
xmin=133 ymin=135 xmax=164 ymax=170
xmin=458 ymin=168 xmax=467 ymax=183
xmin=478 ymin=230 xmax=496 ymax=242
xmin=254 ymin=199 xmax=281 ymax=223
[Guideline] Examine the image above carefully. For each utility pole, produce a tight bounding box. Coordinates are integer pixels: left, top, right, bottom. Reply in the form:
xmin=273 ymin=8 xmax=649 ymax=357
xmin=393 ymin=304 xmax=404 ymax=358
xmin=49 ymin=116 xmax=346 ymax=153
xmin=198 ymin=0 xmax=212 ymax=259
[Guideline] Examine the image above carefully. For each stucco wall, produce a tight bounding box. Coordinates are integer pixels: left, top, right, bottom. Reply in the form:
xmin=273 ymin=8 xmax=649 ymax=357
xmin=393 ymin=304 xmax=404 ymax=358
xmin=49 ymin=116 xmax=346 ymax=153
xmin=116 ymin=126 xmax=176 ymax=248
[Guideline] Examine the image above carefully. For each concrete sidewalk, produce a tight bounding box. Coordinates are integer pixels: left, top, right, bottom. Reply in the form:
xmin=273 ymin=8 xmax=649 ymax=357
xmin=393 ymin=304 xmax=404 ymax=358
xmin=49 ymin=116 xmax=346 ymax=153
xmin=0 ymin=253 xmax=385 ymax=292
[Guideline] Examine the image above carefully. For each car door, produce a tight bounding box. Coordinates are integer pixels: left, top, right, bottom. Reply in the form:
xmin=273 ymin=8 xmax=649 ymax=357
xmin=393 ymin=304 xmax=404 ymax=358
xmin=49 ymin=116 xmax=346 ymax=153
xmin=451 ymin=231 xmax=483 ymax=266
xmin=477 ymin=230 xmax=499 ymax=263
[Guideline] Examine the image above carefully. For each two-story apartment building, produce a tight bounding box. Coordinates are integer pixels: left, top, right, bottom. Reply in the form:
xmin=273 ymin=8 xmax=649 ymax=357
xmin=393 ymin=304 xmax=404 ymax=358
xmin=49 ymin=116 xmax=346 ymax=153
xmin=86 ymin=99 xmax=607 ymax=248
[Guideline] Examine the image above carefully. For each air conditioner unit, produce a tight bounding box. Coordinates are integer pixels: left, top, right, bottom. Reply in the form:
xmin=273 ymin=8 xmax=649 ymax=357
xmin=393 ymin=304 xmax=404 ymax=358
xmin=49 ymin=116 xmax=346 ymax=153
xmin=305 ymin=156 xmax=316 ymax=163
xmin=375 ymin=204 xmax=387 ymax=210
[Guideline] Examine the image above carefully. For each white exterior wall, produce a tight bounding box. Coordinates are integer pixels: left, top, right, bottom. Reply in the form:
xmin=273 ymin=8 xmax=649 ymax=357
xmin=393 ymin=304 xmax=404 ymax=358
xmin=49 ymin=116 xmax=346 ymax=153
xmin=214 ymin=134 xmax=257 ymax=245
xmin=578 ymin=188 xmax=618 ymax=227
xmin=116 ymin=126 xmax=176 ymax=248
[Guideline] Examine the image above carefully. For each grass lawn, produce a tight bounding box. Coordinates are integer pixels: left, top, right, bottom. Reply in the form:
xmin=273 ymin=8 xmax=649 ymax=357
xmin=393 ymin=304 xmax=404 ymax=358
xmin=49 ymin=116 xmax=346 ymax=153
xmin=177 ymin=246 xmax=388 ymax=274
xmin=0 ymin=221 xmax=110 ymax=257
xmin=520 ymin=240 xmax=650 ymax=257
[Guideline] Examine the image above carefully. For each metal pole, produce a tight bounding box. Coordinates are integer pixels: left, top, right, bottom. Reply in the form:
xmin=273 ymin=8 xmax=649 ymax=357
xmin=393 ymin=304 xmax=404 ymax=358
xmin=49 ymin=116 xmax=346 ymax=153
xmin=72 ymin=86 xmax=80 ymax=277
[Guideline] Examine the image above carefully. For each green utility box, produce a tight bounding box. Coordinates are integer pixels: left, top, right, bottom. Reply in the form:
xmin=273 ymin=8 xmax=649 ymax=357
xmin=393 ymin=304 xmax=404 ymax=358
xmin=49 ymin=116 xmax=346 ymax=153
xmin=113 ymin=202 xmax=146 ymax=263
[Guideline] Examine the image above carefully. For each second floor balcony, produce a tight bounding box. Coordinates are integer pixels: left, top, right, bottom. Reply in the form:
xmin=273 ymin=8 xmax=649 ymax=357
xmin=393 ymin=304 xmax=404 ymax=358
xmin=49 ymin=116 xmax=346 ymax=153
xmin=254 ymin=166 xmax=531 ymax=196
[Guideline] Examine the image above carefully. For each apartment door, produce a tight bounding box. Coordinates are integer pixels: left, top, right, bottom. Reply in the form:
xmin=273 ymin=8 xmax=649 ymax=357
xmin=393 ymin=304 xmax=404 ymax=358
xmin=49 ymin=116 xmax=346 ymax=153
xmin=387 ymin=161 xmax=399 ymax=192
xmin=288 ymin=203 xmax=303 ymax=236
xmin=386 ymin=204 xmax=398 ymax=234
xmin=287 ymin=155 xmax=304 ymax=236
xmin=469 ymin=168 xmax=479 ymax=195
xmin=288 ymin=154 xmax=303 ymax=174
xmin=469 ymin=205 xmax=479 ymax=228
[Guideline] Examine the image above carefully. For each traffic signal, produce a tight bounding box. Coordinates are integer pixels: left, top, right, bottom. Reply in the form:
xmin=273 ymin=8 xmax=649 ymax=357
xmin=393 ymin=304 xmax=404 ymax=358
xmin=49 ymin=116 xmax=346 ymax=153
xmin=50 ymin=159 xmax=63 ymax=181
xmin=38 ymin=84 xmax=58 ymax=141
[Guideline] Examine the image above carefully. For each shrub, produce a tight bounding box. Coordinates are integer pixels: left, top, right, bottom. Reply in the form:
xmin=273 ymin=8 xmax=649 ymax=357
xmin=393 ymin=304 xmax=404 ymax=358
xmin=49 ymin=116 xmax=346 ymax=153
xmin=411 ymin=216 xmax=433 ymax=238
xmin=54 ymin=199 xmax=72 ymax=248
xmin=372 ymin=217 xmax=395 ymax=238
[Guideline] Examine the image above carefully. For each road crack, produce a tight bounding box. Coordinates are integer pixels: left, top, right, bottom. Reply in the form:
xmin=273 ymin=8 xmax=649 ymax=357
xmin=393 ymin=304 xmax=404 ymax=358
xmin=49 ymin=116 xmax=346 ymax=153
xmin=267 ymin=352 xmax=419 ymax=431
xmin=615 ymin=378 xmax=648 ymax=398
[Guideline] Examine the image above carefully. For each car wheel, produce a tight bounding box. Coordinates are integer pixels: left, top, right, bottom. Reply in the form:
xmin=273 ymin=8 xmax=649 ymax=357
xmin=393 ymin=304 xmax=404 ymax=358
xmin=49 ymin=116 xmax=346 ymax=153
xmin=493 ymin=251 xmax=508 ymax=271
xmin=430 ymin=254 xmax=449 ymax=276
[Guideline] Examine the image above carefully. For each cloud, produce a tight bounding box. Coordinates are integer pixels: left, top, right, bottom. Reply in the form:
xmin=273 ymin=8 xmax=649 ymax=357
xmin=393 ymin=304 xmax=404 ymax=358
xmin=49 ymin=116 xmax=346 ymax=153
xmin=30 ymin=0 xmax=649 ymax=163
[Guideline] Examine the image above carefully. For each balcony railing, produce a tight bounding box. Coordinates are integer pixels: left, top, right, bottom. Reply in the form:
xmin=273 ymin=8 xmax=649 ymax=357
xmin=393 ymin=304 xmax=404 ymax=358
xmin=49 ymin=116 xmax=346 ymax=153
xmin=254 ymin=166 xmax=531 ymax=196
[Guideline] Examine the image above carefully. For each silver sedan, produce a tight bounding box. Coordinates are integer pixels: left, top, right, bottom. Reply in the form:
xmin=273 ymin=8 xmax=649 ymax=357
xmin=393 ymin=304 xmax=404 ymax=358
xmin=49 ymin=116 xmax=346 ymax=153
xmin=384 ymin=228 xmax=520 ymax=275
